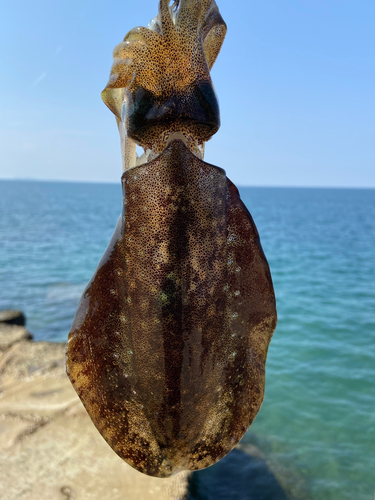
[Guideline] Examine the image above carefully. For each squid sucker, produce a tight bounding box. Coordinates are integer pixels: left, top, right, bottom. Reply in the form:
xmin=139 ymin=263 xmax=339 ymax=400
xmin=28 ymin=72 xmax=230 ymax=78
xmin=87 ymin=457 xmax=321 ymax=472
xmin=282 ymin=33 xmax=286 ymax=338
xmin=66 ymin=0 xmax=277 ymax=478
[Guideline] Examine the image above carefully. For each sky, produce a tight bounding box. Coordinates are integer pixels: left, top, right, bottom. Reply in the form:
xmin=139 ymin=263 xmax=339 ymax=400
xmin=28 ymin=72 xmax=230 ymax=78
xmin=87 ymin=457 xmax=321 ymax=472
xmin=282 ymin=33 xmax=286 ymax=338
xmin=0 ymin=0 xmax=374 ymax=187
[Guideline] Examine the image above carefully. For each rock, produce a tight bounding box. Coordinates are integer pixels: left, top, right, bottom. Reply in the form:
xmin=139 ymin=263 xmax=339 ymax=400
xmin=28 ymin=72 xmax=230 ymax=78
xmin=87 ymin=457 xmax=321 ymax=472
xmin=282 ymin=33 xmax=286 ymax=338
xmin=0 ymin=376 xmax=78 ymax=419
xmin=0 ymin=310 xmax=26 ymax=326
xmin=0 ymin=324 xmax=33 ymax=352
xmin=0 ymin=341 xmax=65 ymax=388
xmin=0 ymin=415 xmax=33 ymax=450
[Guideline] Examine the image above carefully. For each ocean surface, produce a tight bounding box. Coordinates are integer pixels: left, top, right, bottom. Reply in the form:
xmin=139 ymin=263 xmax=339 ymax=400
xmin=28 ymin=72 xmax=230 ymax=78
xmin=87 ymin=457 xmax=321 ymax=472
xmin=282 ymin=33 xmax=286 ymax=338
xmin=0 ymin=180 xmax=374 ymax=499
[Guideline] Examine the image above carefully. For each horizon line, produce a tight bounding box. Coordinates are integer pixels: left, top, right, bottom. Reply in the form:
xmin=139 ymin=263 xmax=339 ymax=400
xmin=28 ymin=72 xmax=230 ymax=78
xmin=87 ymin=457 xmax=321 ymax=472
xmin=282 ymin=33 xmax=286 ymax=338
xmin=0 ymin=177 xmax=374 ymax=190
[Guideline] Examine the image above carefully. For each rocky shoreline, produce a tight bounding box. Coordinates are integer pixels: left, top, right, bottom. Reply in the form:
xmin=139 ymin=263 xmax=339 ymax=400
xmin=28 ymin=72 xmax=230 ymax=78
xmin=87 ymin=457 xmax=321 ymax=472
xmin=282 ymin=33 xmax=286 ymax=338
xmin=0 ymin=311 xmax=303 ymax=500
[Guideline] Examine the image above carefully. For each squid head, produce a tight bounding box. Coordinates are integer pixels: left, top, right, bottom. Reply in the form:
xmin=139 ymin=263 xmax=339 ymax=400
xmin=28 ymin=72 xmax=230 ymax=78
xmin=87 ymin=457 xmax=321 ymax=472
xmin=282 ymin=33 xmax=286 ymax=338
xmin=66 ymin=0 xmax=277 ymax=478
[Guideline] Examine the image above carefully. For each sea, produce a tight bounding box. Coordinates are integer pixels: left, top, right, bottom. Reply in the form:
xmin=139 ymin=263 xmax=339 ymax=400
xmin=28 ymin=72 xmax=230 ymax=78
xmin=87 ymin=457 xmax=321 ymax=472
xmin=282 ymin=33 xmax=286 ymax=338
xmin=0 ymin=179 xmax=374 ymax=500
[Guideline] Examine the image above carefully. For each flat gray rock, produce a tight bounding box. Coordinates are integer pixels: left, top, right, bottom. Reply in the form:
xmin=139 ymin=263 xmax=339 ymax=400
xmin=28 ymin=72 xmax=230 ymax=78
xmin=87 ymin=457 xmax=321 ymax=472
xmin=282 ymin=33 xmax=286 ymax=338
xmin=0 ymin=340 xmax=65 ymax=386
xmin=0 ymin=310 xmax=26 ymax=326
xmin=0 ymin=324 xmax=32 ymax=352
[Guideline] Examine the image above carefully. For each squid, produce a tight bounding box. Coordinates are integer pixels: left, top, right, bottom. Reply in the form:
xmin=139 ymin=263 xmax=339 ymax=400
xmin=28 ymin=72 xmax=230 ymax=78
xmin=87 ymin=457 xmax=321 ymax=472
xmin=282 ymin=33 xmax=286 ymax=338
xmin=66 ymin=0 xmax=277 ymax=478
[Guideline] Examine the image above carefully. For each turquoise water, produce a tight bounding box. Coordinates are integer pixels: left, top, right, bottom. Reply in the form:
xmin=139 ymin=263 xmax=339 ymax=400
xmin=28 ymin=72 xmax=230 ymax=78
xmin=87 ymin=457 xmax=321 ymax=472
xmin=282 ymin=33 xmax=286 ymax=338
xmin=0 ymin=180 xmax=374 ymax=499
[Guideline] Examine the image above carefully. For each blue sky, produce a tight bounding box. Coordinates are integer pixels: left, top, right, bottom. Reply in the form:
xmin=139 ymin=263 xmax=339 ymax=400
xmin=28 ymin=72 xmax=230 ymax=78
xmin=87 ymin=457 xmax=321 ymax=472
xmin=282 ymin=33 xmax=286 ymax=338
xmin=0 ymin=0 xmax=374 ymax=187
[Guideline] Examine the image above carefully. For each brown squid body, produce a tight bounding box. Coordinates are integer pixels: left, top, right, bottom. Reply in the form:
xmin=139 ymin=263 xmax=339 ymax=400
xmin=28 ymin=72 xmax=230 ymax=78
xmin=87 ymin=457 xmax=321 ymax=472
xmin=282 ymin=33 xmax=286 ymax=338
xmin=67 ymin=140 xmax=276 ymax=477
xmin=66 ymin=0 xmax=277 ymax=478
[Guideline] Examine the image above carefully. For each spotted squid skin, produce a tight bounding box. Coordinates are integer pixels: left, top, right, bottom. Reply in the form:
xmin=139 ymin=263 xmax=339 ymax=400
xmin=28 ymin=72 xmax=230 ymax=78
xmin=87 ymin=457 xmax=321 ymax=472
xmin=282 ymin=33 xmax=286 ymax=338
xmin=66 ymin=140 xmax=277 ymax=477
xmin=102 ymin=0 xmax=227 ymax=158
